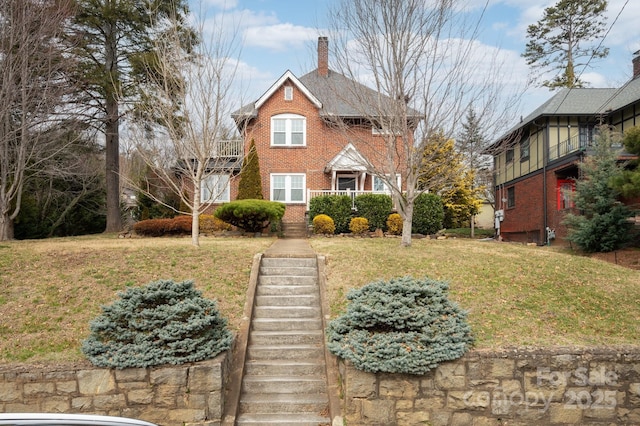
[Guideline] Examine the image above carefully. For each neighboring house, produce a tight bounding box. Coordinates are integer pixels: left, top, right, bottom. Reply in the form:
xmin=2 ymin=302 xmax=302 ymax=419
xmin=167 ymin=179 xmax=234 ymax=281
xmin=485 ymin=53 xmax=640 ymax=245
xmin=226 ymin=37 xmax=414 ymax=225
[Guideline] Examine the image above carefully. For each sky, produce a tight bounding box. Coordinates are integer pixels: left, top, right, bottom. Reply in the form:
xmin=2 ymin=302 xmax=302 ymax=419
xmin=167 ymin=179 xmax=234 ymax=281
xmin=190 ymin=0 xmax=640 ymax=125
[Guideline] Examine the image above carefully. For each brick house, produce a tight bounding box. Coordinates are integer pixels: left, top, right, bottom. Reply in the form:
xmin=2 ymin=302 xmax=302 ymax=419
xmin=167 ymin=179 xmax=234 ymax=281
xmin=220 ymin=37 xmax=416 ymax=227
xmin=485 ymin=53 xmax=640 ymax=245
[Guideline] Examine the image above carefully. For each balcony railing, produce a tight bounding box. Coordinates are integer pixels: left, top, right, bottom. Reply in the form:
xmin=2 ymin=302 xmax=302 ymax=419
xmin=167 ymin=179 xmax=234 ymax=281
xmin=216 ymin=139 xmax=243 ymax=158
xmin=306 ymin=189 xmax=396 ymax=211
xmin=548 ymin=134 xmax=591 ymax=161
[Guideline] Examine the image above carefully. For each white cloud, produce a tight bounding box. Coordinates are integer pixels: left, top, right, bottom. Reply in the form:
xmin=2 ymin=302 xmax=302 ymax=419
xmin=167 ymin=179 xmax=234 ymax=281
xmin=244 ymin=23 xmax=319 ymax=51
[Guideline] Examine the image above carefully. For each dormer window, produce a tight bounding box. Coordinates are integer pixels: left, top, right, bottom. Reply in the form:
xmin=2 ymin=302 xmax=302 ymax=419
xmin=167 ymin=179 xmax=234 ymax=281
xmin=271 ymin=113 xmax=306 ymax=146
xmin=284 ymin=86 xmax=293 ymax=101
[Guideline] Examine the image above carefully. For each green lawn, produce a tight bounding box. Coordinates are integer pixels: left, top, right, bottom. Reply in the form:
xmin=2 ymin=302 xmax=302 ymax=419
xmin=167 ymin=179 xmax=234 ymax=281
xmin=310 ymin=237 xmax=640 ymax=348
xmin=0 ymin=235 xmax=638 ymax=364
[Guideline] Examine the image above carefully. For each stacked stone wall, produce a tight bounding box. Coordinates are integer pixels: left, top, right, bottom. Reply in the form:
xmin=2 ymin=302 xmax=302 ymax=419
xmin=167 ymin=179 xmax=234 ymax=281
xmin=340 ymin=347 xmax=640 ymax=425
xmin=0 ymin=352 xmax=229 ymax=426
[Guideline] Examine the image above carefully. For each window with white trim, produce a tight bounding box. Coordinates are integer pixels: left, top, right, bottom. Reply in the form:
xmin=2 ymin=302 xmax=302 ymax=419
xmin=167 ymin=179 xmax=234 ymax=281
xmin=271 ymin=114 xmax=306 ymax=146
xmin=271 ymin=173 xmax=305 ymax=203
xmin=201 ymin=174 xmax=230 ymax=203
xmin=373 ymin=174 xmax=401 ymax=193
xmin=284 ymin=86 xmax=293 ymax=101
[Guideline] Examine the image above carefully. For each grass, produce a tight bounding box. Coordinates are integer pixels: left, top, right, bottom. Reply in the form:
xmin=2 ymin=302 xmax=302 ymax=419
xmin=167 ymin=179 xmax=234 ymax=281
xmin=309 ymin=237 xmax=640 ymax=349
xmin=0 ymin=234 xmax=638 ymax=365
xmin=0 ymin=235 xmax=274 ymax=364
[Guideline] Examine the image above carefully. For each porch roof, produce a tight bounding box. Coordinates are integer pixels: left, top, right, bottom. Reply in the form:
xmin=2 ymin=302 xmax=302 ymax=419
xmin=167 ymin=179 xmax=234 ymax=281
xmin=324 ymin=143 xmax=369 ymax=173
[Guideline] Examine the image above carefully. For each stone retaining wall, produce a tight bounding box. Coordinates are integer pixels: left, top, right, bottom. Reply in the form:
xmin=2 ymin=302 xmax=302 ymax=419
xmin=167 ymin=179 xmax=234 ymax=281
xmin=0 ymin=352 xmax=229 ymax=426
xmin=339 ymin=347 xmax=640 ymax=425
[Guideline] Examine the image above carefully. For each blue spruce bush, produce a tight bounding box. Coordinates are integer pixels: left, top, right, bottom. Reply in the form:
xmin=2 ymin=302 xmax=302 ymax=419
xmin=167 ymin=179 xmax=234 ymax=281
xmin=326 ymin=276 xmax=473 ymax=374
xmin=82 ymin=279 xmax=233 ymax=368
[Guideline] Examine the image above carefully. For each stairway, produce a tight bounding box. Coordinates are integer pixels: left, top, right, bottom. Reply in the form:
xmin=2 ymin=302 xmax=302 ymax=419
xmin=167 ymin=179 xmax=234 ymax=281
xmin=281 ymin=222 xmax=309 ymax=238
xmin=236 ymin=256 xmax=331 ymax=426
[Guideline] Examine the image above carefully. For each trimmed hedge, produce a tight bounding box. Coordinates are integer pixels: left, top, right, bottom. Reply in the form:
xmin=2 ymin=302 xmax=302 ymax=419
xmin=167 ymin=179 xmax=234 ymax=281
xmin=82 ymin=279 xmax=232 ymax=369
xmin=313 ymin=214 xmax=335 ymax=235
xmin=326 ymin=276 xmax=473 ymax=374
xmin=133 ymin=215 xmax=233 ymax=236
xmin=214 ymin=199 xmax=285 ymax=233
xmin=349 ymin=217 xmax=369 ymax=235
xmin=386 ymin=213 xmax=403 ymax=235
xmin=412 ymin=193 xmax=444 ymax=235
xmin=309 ymin=195 xmax=352 ymax=234
xmin=354 ymin=194 xmax=393 ymax=231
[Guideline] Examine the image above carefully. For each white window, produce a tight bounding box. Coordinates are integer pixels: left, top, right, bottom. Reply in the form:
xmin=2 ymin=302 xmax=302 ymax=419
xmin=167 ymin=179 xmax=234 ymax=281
xmin=201 ymin=174 xmax=230 ymax=203
xmin=284 ymin=86 xmax=293 ymax=101
xmin=373 ymin=174 xmax=401 ymax=193
xmin=271 ymin=174 xmax=305 ymax=203
xmin=271 ymin=114 xmax=306 ymax=146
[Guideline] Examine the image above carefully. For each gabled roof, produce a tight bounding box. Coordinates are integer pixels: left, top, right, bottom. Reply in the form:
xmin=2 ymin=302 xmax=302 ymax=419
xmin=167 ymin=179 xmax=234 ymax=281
xmin=324 ymin=143 xmax=369 ymax=172
xmin=232 ymin=68 xmax=422 ymax=123
xmin=487 ymin=77 xmax=640 ymax=151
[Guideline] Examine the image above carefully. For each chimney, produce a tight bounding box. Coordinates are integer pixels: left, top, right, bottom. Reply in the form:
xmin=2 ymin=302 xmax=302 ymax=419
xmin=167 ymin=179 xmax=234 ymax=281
xmin=318 ymin=36 xmax=328 ymax=77
xmin=634 ymin=50 xmax=640 ymax=79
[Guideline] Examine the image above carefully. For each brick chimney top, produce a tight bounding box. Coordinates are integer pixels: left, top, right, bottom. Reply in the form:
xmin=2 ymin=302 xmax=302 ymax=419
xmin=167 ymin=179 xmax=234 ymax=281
xmin=633 ymin=49 xmax=640 ymax=80
xmin=318 ymin=36 xmax=328 ymax=77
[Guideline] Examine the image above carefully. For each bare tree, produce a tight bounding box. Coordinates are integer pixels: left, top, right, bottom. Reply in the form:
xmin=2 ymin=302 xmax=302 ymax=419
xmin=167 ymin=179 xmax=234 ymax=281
xmin=0 ymin=0 xmax=79 ymax=240
xmin=127 ymin=9 xmax=245 ymax=247
xmin=326 ymin=0 xmax=520 ymax=246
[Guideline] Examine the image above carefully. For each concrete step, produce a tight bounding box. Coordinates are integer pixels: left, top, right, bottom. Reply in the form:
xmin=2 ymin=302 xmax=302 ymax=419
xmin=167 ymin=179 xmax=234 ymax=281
xmin=244 ymin=360 xmax=326 ymax=376
xmin=252 ymin=318 xmax=323 ymax=331
xmin=249 ymin=330 xmax=323 ymax=346
xmin=259 ymin=266 xmax=317 ymax=277
xmin=258 ymin=275 xmax=318 ymax=286
xmin=239 ymin=393 xmax=328 ymax=414
xmin=261 ymin=257 xmax=316 ymax=268
xmin=236 ymin=413 xmax=330 ymax=426
xmin=257 ymin=284 xmax=318 ymax=296
xmin=253 ymin=306 xmax=321 ymax=319
xmin=241 ymin=375 xmax=327 ymax=394
xmin=247 ymin=344 xmax=324 ymax=361
xmin=255 ymin=294 xmax=319 ymax=307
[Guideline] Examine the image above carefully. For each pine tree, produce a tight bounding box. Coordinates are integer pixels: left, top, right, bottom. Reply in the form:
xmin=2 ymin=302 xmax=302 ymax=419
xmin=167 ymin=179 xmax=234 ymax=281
xmin=237 ymin=139 xmax=263 ymax=200
xmin=563 ymin=128 xmax=633 ymax=252
xmin=522 ymin=0 xmax=609 ymax=89
xmin=611 ymin=126 xmax=640 ymax=198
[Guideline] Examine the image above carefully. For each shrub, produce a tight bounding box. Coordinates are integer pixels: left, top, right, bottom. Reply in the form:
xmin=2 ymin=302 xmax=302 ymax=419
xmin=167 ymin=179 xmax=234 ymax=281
xmin=214 ymin=199 xmax=285 ymax=233
xmin=412 ymin=193 xmax=444 ymax=235
xmin=167 ymin=215 xmax=192 ymax=234
xmin=354 ymin=194 xmax=393 ymax=231
xmin=349 ymin=217 xmax=369 ymax=235
xmin=326 ymin=276 xmax=473 ymax=374
xmin=386 ymin=213 xmax=403 ymax=235
xmin=313 ymin=214 xmax=335 ymax=235
xmin=309 ymin=195 xmax=352 ymax=234
xmin=133 ymin=218 xmax=173 ymax=237
xmin=82 ymin=279 xmax=232 ymax=369
xmin=199 ymin=214 xmax=233 ymax=233
xmin=236 ymin=139 xmax=263 ymax=200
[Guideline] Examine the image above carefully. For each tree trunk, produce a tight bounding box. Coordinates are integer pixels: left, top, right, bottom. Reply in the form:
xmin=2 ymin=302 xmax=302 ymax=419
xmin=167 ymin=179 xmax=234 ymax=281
xmin=0 ymin=212 xmax=14 ymax=241
xmin=400 ymin=201 xmax=414 ymax=247
xmin=104 ymin=20 xmax=122 ymax=233
xmin=470 ymin=214 xmax=475 ymax=238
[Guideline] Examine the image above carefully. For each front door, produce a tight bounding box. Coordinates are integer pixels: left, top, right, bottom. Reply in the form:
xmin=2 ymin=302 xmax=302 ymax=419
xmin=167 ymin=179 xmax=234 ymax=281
xmin=337 ymin=176 xmax=356 ymax=191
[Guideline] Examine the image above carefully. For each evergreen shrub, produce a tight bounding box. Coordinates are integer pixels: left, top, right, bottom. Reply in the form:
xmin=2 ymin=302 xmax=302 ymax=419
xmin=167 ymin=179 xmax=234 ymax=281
xmin=309 ymin=195 xmax=352 ymax=233
xmin=386 ymin=213 xmax=403 ymax=235
xmin=214 ymin=199 xmax=285 ymax=233
xmin=237 ymin=139 xmax=263 ymax=200
xmin=354 ymin=194 xmax=393 ymax=231
xmin=133 ymin=218 xmax=174 ymax=236
xmin=199 ymin=214 xmax=233 ymax=233
xmin=82 ymin=279 xmax=232 ymax=369
xmin=412 ymin=193 xmax=444 ymax=235
xmin=349 ymin=217 xmax=369 ymax=235
xmin=326 ymin=276 xmax=473 ymax=374
xmin=313 ymin=214 xmax=335 ymax=235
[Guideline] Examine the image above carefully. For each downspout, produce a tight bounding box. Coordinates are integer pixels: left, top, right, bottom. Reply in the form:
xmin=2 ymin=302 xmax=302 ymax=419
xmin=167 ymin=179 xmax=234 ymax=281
xmin=542 ymin=121 xmax=548 ymax=245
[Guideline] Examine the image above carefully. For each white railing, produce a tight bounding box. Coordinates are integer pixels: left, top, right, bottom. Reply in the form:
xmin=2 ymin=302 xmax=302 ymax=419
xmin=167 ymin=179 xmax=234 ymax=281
xmin=306 ymin=189 xmax=393 ymax=210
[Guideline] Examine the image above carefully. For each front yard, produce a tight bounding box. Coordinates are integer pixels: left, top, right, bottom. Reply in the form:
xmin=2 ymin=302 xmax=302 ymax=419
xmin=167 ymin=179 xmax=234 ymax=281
xmin=0 ymin=235 xmax=638 ymax=364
